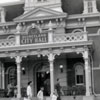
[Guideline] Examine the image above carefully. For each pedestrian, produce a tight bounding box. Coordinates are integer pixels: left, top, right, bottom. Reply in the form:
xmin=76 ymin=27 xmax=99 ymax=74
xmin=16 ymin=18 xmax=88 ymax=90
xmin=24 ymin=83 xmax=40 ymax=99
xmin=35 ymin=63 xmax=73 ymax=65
xmin=55 ymin=79 xmax=64 ymax=100
xmin=27 ymin=81 xmax=33 ymax=100
xmin=37 ymin=87 xmax=44 ymax=100
xmin=51 ymin=89 xmax=58 ymax=100
xmin=7 ymin=82 xmax=13 ymax=97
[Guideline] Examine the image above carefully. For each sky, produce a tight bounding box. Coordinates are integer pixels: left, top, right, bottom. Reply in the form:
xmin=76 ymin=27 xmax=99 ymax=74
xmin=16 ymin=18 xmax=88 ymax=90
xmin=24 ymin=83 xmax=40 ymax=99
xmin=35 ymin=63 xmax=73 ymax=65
xmin=0 ymin=0 xmax=20 ymax=3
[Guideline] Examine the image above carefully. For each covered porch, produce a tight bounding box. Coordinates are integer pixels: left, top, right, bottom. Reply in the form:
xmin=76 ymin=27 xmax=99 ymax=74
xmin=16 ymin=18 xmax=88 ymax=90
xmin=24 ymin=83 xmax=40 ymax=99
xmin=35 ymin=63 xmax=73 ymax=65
xmin=0 ymin=43 xmax=93 ymax=99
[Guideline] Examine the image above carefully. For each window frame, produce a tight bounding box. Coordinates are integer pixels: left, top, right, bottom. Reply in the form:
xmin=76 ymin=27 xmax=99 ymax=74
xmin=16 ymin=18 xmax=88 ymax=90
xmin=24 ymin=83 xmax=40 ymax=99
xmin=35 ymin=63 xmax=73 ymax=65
xmin=74 ymin=63 xmax=85 ymax=85
xmin=87 ymin=1 xmax=93 ymax=13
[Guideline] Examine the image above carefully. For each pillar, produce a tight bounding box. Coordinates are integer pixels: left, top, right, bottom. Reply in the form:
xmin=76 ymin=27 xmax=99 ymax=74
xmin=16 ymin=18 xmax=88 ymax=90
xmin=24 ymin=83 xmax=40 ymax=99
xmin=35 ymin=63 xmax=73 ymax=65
xmin=48 ymin=21 xmax=53 ymax=43
xmin=0 ymin=65 xmax=1 ymax=88
xmin=16 ymin=23 xmax=21 ymax=45
xmin=15 ymin=56 xmax=22 ymax=98
xmin=83 ymin=50 xmax=91 ymax=96
xmin=2 ymin=64 xmax=5 ymax=89
xmin=0 ymin=7 xmax=6 ymax=23
xmin=48 ymin=53 xmax=55 ymax=95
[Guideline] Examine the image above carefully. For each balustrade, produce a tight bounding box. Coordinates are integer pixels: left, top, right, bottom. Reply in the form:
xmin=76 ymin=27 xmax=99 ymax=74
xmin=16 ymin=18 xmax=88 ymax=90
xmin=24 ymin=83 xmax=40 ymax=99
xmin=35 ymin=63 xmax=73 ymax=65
xmin=0 ymin=38 xmax=15 ymax=47
xmin=0 ymin=32 xmax=88 ymax=48
xmin=53 ymin=32 xmax=87 ymax=43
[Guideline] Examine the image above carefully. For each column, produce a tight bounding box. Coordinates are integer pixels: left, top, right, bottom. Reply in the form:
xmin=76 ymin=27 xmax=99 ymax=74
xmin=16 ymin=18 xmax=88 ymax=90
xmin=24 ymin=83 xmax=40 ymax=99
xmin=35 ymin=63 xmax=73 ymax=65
xmin=48 ymin=53 xmax=55 ymax=95
xmin=16 ymin=23 xmax=21 ymax=46
xmin=15 ymin=56 xmax=22 ymax=98
xmin=48 ymin=21 xmax=53 ymax=43
xmin=2 ymin=64 xmax=5 ymax=89
xmin=0 ymin=65 xmax=1 ymax=88
xmin=83 ymin=50 xmax=91 ymax=96
xmin=0 ymin=7 xmax=6 ymax=23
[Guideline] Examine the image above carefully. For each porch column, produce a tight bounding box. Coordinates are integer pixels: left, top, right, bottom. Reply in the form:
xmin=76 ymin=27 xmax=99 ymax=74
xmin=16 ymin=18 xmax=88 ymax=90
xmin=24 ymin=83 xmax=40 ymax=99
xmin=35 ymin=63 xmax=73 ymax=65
xmin=2 ymin=64 xmax=5 ymax=89
xmin=48 ymin=53 xmax=55 ymax=95
xmin=83 ymin=50 xmax=91 ymax=96
xmin=15 ymin=56 xmax=22 ymax=98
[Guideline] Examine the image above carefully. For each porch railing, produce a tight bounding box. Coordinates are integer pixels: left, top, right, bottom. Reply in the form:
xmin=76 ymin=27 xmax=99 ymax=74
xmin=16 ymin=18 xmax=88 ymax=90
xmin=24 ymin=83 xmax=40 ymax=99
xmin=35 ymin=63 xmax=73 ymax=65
xmin=0 ymin=32 xmax=88 ymax=48
xmin=53 ymin=32 xmax=87 ymax=43
xmin=0 ymin=85 xmax=86 ymax=98
xmin=0 ymin=38 xmax=15 ymax=47
xmin=62 ymin=85 xmax=86 ymax=96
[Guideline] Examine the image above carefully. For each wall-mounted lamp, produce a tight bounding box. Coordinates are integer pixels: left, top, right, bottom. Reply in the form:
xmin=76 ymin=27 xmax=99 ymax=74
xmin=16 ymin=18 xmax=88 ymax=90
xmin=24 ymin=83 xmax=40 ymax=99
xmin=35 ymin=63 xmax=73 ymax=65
xmin=59 ymin=65 xmax=63 ymax=73
xmin=22 ymin=67 xmax=26 ymax=75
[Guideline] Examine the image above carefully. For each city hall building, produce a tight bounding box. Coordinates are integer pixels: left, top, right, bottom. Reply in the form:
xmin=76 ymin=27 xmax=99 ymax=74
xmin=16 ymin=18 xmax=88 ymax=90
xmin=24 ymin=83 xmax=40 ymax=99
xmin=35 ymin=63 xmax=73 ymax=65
xmin=0 ymin=0 xmax=100 ymax=100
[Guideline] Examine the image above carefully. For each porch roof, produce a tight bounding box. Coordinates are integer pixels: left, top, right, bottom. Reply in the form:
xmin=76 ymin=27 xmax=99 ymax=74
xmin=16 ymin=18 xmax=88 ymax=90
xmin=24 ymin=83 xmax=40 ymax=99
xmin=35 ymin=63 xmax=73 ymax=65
xmin=0 ymin=40 xmax=93 ymax=58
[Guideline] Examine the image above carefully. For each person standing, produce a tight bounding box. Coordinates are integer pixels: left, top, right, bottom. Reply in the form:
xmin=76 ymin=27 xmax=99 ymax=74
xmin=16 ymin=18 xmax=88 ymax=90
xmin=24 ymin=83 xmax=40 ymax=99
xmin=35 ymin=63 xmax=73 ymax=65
xmin=55 ymin=79 xmax=64 ymax=100
xmin=7 ymin=83 xmax=12 ymax=97
xmin=27 ymin=81 xmax=33 ymax=100
xmin=37 ymin=87 xmax=44 ymax=100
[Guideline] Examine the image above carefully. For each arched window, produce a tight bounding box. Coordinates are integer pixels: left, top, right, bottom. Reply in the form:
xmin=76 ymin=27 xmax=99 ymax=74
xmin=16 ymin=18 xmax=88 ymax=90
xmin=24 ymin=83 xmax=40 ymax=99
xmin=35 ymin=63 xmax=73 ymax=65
xmin=6 ymin=66 xmax=17 ymax=86
xmin=28 ymin=24 xmax=41 ymax=35
xmin=28 ymin=28 xmax=40 ymax=35
xmin=75 ymin=63 xmax=84 ymax=85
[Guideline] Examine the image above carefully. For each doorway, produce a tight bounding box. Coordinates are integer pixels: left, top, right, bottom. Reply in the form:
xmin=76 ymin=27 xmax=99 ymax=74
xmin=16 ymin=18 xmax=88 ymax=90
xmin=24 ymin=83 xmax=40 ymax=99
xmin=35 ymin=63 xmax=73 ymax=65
xmin=36 ymin=65 xmax=50 ymax=96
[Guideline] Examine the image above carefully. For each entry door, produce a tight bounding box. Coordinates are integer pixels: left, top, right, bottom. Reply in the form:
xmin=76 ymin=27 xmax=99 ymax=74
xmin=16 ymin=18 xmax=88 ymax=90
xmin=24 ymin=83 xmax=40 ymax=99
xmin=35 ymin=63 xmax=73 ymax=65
xmin=36 ymin=72 xmax=50 ymax=96
xmin=6 ymin=66 xmax=17 ymax=87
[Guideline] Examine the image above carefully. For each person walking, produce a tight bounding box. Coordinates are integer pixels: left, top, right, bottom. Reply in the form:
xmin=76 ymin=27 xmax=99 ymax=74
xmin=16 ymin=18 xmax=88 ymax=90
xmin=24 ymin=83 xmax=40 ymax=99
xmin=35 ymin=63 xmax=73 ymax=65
xmin=27 ymin=81 xmax=33 ymax=100
xmin=37 ymin=87 xmax=44 ymax=100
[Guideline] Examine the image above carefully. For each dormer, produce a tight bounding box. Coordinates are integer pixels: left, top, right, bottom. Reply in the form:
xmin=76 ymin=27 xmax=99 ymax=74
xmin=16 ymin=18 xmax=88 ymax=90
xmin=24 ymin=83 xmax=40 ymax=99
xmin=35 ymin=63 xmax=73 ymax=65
xmin=24 ymin=0 xmax=63 ymax=13
xmin=83 ymin=0 xmax=98 ymax=14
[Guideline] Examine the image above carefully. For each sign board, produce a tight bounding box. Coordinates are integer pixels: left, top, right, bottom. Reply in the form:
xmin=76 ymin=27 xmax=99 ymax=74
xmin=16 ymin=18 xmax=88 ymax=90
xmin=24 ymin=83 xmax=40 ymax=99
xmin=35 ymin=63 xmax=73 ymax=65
xmin=20 ymin=33 xmax=48 ymax=45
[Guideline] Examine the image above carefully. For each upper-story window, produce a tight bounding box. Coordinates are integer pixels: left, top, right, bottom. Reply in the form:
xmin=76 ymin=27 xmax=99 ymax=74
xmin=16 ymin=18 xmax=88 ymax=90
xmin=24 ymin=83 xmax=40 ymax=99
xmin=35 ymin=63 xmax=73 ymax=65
xmin=37 ymin=0 xmax=47 ymax=2
xmin=87 ymin=1 xmax=93 ymax=13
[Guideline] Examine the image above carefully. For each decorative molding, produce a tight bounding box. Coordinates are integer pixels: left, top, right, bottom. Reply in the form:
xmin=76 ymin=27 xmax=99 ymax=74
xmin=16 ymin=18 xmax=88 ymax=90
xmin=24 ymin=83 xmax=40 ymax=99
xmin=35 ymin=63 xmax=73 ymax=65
xmin=16 ymin=23 xmax=22 ymax=34
xmin=71 ymin=29 xmax=84 ymax=33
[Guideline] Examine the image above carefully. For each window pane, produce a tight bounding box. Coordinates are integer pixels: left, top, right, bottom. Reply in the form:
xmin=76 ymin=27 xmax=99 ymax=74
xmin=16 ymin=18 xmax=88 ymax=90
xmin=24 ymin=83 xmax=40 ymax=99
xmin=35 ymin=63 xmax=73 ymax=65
xmin=88 ymin=1 xmax=93 ymax=13
xmin=77 ymin=75 xmax=83 ymax=84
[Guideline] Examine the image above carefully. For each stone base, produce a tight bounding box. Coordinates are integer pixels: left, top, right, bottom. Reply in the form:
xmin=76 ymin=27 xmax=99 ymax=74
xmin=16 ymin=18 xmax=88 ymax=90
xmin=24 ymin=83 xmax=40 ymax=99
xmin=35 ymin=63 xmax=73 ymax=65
xmin=0 ymin=96 xmax=95 ymax=100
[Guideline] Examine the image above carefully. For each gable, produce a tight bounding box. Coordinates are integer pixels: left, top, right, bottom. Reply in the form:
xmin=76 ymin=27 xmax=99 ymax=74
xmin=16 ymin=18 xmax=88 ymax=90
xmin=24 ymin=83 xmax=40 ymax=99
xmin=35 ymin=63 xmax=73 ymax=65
xmin=28 ymin=10 xmax=53 ymax=18
xmin=14 ymin=7 xmax=67 ymax=22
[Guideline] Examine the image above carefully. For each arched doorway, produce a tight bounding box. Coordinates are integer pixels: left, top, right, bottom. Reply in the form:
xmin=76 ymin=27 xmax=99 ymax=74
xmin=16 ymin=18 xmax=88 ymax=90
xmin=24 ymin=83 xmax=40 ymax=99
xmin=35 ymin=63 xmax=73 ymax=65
xmin=6 ymin=66 xmax=17 ymax=88
xmin=36 ymin=62 xmax=50 ymax=96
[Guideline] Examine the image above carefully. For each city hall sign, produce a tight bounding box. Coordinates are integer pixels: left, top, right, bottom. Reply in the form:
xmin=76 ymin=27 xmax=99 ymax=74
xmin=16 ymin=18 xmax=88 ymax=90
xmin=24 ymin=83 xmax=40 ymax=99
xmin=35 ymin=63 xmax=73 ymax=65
xmin=20 ymin=26 xmax=48 ymax=45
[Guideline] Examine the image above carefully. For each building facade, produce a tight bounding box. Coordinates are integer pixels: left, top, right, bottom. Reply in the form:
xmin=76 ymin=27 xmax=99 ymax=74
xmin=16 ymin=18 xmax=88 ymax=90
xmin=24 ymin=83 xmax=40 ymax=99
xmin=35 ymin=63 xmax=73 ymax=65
xmin=0 ymin=0 xmax=100 ymax=100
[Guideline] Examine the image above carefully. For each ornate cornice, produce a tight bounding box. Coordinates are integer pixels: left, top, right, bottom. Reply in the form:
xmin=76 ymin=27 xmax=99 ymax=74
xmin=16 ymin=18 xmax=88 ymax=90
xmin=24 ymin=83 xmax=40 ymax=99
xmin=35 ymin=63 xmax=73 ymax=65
xmin=0 ymin=40 xmax=93 ymax=52
xmin=0 ymin=40 xmax=93 ymax=58
xmin=14 ymin=14 xmax=67 ymax=23
xmin=0 ymin=22 xmax=16 ymax=26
